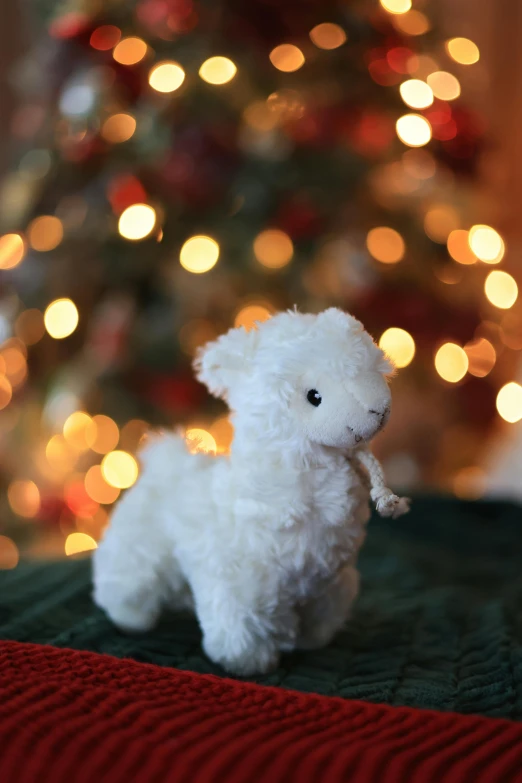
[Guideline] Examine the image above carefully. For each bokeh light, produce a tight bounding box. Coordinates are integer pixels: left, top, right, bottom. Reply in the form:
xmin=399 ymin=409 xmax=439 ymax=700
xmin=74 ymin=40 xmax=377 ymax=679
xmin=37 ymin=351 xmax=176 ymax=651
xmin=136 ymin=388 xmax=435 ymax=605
xmin=118 ymin=204 xmax=156 ymax=241
xmin=392 ymin=10 xmax=430 ymax=35
xmin=44 ymin=298 xmax=79 ymax=339
xmin=497 ymin=382 xmax=522 ymax=423
xmin=91 ymin=415 xmax=119 ymax=454
xmin=0 ymin=376 xmax=12 ymax=410
xmin=180 ymin=235 xmax=220 ymax=273
xmin=65 ymin=532 xmax=97 ymax=556
xmin=64 ymin=478 xmax=99 ymax=518
xmin=209 ymin=416 xmax=234 ymax=454
xmin=379 ymin=327 xmax=415 ymax=368
xmin=90 ymin=25 xmax=121 ymax=51
xmin=269 ymin=44 xmax=305 ymax=72
xmin=396 ymin=114 xmax=432 ymax=147
xmin=15 ymin=309 xmax=45 ymax=344
xmin=84 ymin=465 xmax=120 ymax=504
xmin=253 ymin=230 xmax=293 ymax=268
xmin=45 ymin=434 xmax=78 ymax=474
xmin=113 ymin=37 xmax=147 ymax=65
xmin=186 ymin=428 xmax=217 ymax=454
xmin=434 ymin=343 xmax=468 ymax=382
xmin=366 ymin=227 xmax=405 ymax=264
xmin=402 ymin=149 xmax=436 ymax=179
xmin=0 ymin=233 xmax=25 ymax=269
xmin=464 ymin=338 xmax=496 ymax=378
xmin=28 ymin=216 xmax=63 ymax=252
xmin=149 ymin=61 xmax=185 ymax=92
xmin=447 ymin=229 xmax=477 ymax=265
xmin=199 ymin=57 xmax=237 ymax=85
xmin=2 ymin=346 xmax=27 ymax=388
xmin=424 ymin=205 xmax=460 ymax=243
xmin=380 ymin=0 xmax=411 ymax=12
xmin=309 ymin=23 xmax=347 ymax=50
xmin=446 ymin=37 xmax=480 ymax=65
xmin=453 ymin=467 xmax=485 ymax=500
xmin=468 ymin=225 xmax=504 ymax=264
xmin=485 ymin=271 xmax=518 ymax=309
xmin=8 ymin=480 xmax=40 ymax=518
xmin=101 ymin=450 xmax=139 ymax=489
xmin=119 ymin=419 xmax=148 ymax=452
xmin=63 ymin=411 xmax=97 ymax=451
xmin=101 ymin=113 xmax=136 ymax=143
xmin=399 ymin=79 xmax=433 ymax=109
xmin=235 ymin=304 xmax=272 ymax=331
xmin=0 ymin=536 xmax=19 ymax=569
xmin=427 ymin=71 xmax=461 ymax=101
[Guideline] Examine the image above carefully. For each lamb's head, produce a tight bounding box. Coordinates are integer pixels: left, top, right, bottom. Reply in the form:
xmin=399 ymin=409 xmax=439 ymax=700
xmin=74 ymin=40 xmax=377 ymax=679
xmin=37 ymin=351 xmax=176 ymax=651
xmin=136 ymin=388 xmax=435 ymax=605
xmin=194 ymin=307 xmax=394 ymax=451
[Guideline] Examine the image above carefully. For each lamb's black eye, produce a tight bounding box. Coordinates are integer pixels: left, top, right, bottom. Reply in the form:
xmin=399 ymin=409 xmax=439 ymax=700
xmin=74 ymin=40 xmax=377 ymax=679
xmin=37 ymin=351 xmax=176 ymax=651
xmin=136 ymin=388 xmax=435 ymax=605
xmin=307 ymin=389 xmax=322 ymax=407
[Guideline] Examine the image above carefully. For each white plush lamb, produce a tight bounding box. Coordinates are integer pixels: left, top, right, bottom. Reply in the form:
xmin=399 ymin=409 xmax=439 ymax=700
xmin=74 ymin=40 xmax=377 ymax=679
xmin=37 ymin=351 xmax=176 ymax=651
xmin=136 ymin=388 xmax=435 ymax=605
xmin=93 ymin=308 xmax=409 ymax=675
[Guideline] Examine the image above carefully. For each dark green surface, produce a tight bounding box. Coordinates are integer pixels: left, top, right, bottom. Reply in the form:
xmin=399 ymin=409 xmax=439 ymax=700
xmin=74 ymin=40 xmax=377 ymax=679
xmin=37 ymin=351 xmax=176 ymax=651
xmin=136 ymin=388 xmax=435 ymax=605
xmin=1 ymin=497 xmax=522 ymax=719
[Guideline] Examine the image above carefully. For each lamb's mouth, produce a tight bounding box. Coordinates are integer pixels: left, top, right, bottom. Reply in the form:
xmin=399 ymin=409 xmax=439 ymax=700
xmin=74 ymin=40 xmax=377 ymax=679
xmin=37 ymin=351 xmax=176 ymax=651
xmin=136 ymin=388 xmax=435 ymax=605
xmin=347 ymin=426 xmax=363 ymax=444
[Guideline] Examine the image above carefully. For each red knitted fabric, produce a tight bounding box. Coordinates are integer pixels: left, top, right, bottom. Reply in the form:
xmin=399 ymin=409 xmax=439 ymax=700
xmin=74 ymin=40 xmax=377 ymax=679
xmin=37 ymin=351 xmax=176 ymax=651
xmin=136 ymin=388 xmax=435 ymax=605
xmin=1 ymin=641 xmax=522 ymax=783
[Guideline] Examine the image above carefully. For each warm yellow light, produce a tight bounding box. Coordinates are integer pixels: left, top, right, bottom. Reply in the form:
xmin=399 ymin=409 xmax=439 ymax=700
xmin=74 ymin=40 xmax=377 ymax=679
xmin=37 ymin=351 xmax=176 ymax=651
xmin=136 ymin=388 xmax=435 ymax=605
xmin=149 ymin=61 xmax=185 ymax=93
xmin=186 ymin=428 xmax=217 ymax=454
xmin=396 ymin=114 xmax=432 ymax=147
xmin=113 ymin=37 xmax=147 ymax=66
xmin=392 ymin=10 xmax=430 ymax=35
xmin=446 ymin=37 xmax=480 ymax=65
xmin=44 ymin=298 xmax=79 ymax=339
xmin=179 ymin=235 xmax=220 ymax=273
xmin=101 ymin=113 xmax=136 ymax=143
xmin=497 ymin=382 xmax=522 ymax=423
xmin=380 ymin=0 xmax=411 ymax=14
xmin=453 ymin=467 xmax=485 ymax=500
xmin=15 ymin=309 xmax=45 ymax=344
xmin=366 ymin=227 xmax=405 ymax=264
xmin=464 ymin=337 xmax=496 ymax=378
xmin=309 ymin=23 xmax=347 ymax=50
xmin=45 ymin=434 xmax=77 ymax=474
xmin=447 ymin=229 xmax=477 ymax=265
xmin=91 ymin=415 xmax=119 ymax=454
xmin=485 ymin=271 xmax=518 ymax=310
xmin=84 ymin=465 xmax=120 ymax=504
xmin=234 ymin=305 xmax=272 ymax=331
xmin=0 ymin=536 xmax=19 ymax=570
xmin=28 ymin=216 xmax=63 ymax=252
xmin=253 ymin=229 xmax=293 ymax=269
xmin=101 ymin=450 xmax=139 ymax=489
xmin=407 ymin=54 xmax=439 ymax=79
xmin=2 ymin=347 xmax=27 ymax=387
xmin=424 ymin=205 xmax=460 ymax=243
xmin=379 ymin=328 xmax=415 ymax=369
xmin=209 ymin=416 xmax=234 ymax=454
xmin=63 ymin=411 xmax=96 ymax=451
xmin=0 ymin=233 xmax=25 ymax=269
xmin=399 ymin=79 xmax=433 ymax=109
xmin=65 ymin=532 xmax=98 ymax=556
xmin=434 ymin=343 xmax=468 ymax=383
xmin=0 ymin=376 xmax=12 ymax=410
xmin=269 ymin=44 xmax=305 ymax=72
xmin=243 ymin=101 xmax=281 ymax=132
xmin=8 ymin=480 xmax=40 ymax=518
xmin=199 ymin=56 xmax=237 ymax=85
xmin=468 ymin=225 xmax=504 ymax=264
xmin=118 ymin=204 xmax=156 ymax=241
xmin=427 ymin=71 xmax=461 ymax=101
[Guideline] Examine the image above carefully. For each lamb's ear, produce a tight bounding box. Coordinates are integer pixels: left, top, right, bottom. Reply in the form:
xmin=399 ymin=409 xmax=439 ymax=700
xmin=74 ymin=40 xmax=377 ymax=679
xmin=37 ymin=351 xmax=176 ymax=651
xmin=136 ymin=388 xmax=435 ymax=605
xmin=193 ymin=326 xmax=258 ymax=400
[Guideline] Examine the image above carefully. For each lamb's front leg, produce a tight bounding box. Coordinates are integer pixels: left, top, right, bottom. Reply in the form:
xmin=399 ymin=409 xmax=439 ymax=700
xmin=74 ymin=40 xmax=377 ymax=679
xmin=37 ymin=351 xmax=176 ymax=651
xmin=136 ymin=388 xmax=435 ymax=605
xmin=193 ymin=579 xmax=296 ymax=676
xmin=296 ymin=565 xmax=360 ymax=650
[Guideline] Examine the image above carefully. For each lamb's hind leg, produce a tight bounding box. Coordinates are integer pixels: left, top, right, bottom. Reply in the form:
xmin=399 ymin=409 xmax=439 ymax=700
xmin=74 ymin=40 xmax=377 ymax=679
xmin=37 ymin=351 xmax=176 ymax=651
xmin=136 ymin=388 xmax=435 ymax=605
xmin=296 ymin=565 xmax=360 ymax=650
xmin=93 ymin=491 xmax=164 ymax=633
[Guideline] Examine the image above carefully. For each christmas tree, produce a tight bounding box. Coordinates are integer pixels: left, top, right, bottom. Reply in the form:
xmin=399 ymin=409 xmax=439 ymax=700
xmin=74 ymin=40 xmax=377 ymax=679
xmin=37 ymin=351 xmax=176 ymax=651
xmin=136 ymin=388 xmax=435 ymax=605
xmin=0 ymin=0 xmax=515 ymax=563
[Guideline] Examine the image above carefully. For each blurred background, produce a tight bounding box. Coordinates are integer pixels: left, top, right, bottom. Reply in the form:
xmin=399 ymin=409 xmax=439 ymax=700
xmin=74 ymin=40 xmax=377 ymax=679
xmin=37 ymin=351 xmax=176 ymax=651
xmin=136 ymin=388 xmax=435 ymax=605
xmin=0 ymin=0 xmax=521 ymax=565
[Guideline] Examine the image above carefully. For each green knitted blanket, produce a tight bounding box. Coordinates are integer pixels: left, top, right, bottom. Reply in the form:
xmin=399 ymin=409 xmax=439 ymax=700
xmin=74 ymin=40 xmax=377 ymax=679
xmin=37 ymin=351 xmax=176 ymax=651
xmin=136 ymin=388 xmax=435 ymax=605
xmin=1 ymin=497 xmax=521 ymax=719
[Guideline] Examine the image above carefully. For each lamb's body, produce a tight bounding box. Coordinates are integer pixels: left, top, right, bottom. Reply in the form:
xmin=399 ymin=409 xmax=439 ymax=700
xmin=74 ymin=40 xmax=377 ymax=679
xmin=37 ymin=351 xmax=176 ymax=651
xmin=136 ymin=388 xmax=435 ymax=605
xmin=93 ymin=308 xmax=408 ymax=675
xmin=94 ymin=432 xmax=369 ymax=674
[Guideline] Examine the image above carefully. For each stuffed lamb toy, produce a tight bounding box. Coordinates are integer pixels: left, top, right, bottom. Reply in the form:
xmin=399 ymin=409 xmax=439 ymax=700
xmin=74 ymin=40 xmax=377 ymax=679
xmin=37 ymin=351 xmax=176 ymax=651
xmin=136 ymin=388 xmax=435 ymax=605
xmin=93 ymin=308 xmax=409 ymax=675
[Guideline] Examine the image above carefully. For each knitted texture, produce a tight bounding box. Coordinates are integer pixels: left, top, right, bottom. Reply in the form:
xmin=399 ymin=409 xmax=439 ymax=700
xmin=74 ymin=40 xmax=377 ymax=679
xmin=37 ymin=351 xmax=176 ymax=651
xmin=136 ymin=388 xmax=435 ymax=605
xmin=2 ymin=640 xmax=522 ymax=783
xmin=1 ymin=497 xmax=522 ymax=718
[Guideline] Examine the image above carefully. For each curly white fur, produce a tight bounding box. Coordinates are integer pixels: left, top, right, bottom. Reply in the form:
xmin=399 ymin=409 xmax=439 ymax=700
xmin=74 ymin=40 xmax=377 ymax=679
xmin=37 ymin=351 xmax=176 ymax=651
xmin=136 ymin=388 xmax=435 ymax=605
xmin=93 ymin=308 xmax=409 ymax=675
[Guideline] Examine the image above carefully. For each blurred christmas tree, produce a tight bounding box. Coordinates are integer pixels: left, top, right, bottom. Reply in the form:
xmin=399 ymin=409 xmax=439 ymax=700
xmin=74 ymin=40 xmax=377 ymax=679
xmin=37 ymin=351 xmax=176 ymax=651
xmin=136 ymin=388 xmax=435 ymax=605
xmin=0 ymin=0 xmax=517 ymax=562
